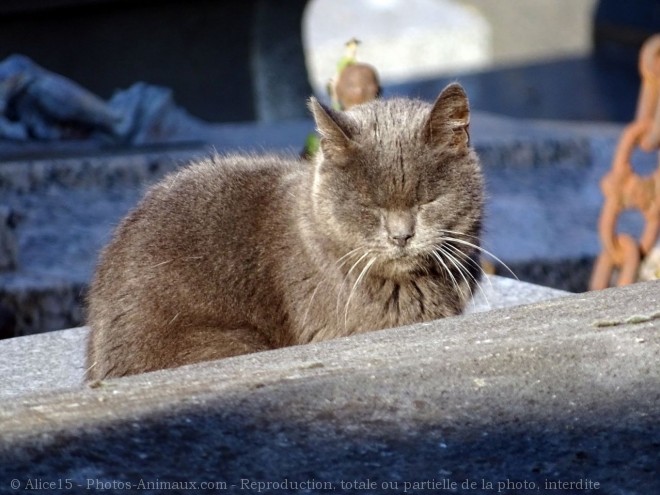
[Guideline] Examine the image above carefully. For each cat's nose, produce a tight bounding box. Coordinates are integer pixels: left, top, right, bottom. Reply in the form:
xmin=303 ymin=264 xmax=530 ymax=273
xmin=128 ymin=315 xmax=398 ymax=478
xmin=386 ymin=210 xmax=416 ymax=248
xmin=390 ymin=232 xmax=414 ymax=247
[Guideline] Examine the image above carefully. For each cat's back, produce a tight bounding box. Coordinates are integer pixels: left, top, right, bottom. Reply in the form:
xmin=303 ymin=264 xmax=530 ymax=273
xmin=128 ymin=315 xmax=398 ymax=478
xmin=89 ymin=153 xmax=306 ymax=331
xmin=117 ymin=153 xmax=301 ymax=243
xmin=147 ymin=153 xmax=301 ymax=216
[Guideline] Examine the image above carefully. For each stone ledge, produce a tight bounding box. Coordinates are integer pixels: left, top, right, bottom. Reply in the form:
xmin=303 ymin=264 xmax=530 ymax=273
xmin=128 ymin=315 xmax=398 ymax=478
xmin=0 ymin=275 xmax=567 ymax=401
xmin=0 ymin=146 xmax=205 ymax=194
xmin=0 ymin=280 xmax=657 ymax=492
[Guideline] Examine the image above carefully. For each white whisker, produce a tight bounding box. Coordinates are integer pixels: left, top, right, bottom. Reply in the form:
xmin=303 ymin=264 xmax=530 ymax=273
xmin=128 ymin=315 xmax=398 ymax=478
xmin=438 ymin=245 xmax=473 ymax=293
xmin=301 ymin=279 xmax=323 ymax=329
xmin=168 ymin=312 xmax=181 ymax=325
xmin=439 ymin=228 xmax=481 ymax=240
xmin=335 ymin=247 xmax=364 ymax=269
xmin=431 ymin=250 xmax=464 ymax=300
xmin=443 ymin=241 xmax=494 ymax=293
xmin=441 ymin=243 xmax=491 ymax=309
xmin=344 ymin=257 xmax=377 ymax=330
xmin=336 ymin=249 xmax=371 ymax=319
xmin=437 ymin=245 xmax=473 ymax=301
xmin=441 ymin=235 xmax=518 ymax=280
xmin=151 ymin=259 xmax=173 ymax=268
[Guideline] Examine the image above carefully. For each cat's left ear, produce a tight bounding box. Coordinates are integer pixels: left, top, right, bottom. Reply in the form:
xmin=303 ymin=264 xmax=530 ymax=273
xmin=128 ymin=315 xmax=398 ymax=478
xmin=308 ymin=97 xmax=356 ymax=160
xmin=424 ymin=83 xmax=470 ymax=150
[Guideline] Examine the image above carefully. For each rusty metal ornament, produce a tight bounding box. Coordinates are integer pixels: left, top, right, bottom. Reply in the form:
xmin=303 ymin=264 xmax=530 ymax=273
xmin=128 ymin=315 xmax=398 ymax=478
xmin=590 ymin=34 xmax=660 ymax=290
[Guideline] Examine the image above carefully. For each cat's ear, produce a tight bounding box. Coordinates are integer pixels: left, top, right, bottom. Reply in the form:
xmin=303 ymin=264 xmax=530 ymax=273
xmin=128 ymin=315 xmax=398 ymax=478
xmin=308 ymin=97 xmax=355 ymax=159
xmin=424 ymin=83 xmax=470 ymax=150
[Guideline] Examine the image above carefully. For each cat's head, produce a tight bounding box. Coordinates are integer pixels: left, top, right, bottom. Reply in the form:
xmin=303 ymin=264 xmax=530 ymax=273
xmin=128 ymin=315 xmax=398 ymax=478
xmin=308 ymin=83 xmax=483 ymax=278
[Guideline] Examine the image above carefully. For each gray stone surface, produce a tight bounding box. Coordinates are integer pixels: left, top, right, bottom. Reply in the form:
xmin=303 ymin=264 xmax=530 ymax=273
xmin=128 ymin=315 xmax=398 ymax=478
xmin=0 ymin=325 xmax=86 ymax=399
xmin=0 ymin=280 xmax=657 ymax=494
xmin=0 ymin=276 xmax=567 ymax=401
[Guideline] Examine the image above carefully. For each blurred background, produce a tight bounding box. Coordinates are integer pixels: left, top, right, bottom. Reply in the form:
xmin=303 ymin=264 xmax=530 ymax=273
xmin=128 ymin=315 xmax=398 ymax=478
xmin=305 ymin=0 xmax=646 ymax=122
xmin=0 ymin=0 xmax=654 ymax=123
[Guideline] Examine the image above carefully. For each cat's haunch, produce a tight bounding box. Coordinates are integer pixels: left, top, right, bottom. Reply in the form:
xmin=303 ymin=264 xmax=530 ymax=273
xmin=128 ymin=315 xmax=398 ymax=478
xmin=85 ymin=83 xmax=484 ymax=380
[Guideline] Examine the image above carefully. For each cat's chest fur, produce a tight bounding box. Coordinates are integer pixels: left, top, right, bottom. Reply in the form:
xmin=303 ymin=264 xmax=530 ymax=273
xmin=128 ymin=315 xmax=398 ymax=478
xmin=287 ymin=267 xmax=458 ymax=344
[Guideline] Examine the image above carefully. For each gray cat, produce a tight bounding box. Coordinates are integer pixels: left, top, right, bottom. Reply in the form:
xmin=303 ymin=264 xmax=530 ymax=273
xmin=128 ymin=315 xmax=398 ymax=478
xmin=85 ymin=83 xmax=484 ymax=380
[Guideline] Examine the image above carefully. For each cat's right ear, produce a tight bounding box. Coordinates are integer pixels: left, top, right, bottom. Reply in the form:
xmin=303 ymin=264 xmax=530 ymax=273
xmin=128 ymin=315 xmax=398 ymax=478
xmin=308 ymin=97 xmax=355 ymax=160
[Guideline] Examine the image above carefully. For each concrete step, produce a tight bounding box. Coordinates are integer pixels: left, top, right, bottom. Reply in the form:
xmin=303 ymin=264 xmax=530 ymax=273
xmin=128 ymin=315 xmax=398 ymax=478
xmin=0 ymin=279 xmax=657 ymax=493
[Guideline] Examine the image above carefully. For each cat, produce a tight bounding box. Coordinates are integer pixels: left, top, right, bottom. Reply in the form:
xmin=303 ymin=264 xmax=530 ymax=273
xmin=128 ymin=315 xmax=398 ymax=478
xmin=85 ymin=83 xmax=484 ymax=380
